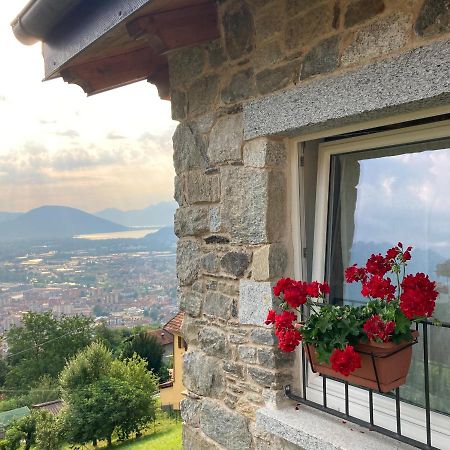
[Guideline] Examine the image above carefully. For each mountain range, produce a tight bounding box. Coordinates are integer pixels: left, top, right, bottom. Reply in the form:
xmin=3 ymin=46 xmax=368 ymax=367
xmin=0 ymin=201 xmax=177 ymax=241
xmin=95 ymin=201 xmax=176 ymax=227
xmin=0 ymin=212 xmax=23 ymax=223
xmin=0 ymin=206 xmax=128 ymax=241
xmin=142 ymin=226 xmax=177 ymax=251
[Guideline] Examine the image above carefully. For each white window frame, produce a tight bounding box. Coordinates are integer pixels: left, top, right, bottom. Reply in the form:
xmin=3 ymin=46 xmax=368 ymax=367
xmin=289 ymin=116 xmax=450 ymax=449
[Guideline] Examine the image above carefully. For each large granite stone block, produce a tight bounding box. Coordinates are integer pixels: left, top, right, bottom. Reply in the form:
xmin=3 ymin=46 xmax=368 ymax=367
xmin=200 ymin=399 xmax=252 ymax=450
xmin=239 ymin=280 xmax=274 ymax=326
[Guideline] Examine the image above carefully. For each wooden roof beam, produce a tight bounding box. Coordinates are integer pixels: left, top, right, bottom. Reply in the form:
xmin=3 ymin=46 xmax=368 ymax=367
xmin=59 ymin=2 xmax=219 ymax=97
xmin=126 ymin=2 xmax=219 ymax=53
xmin=60 ymin=47 xmax=166 ymax=96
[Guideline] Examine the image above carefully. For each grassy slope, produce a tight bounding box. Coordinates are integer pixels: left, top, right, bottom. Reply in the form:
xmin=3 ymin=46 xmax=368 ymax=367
xmin=116 ymin=421 xmax=181 ymax=450
xmin=61 ymin=412 xmax=182 ymax=450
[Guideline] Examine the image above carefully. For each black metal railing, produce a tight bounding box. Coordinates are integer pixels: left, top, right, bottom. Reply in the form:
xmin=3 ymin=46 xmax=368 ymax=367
xmin=285 ymin=318 xmax=450 ymax=449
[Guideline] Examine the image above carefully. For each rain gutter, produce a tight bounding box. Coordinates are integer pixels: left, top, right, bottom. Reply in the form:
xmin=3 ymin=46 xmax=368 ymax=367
xmin=11 ymin=0 xmax=84 ymax=45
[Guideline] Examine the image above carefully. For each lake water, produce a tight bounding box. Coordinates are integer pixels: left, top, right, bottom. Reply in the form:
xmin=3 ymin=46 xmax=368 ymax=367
xmin=74 ymin=227 xmax=159 ymax=240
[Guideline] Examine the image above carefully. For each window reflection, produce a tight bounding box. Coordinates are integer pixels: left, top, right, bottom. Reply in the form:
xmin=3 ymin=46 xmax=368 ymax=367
xmin=326 ymin=138 xmax=450 ymax=414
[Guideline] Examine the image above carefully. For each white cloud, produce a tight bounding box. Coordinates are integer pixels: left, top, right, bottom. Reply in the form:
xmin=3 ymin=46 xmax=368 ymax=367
xmin=408 ymin=181 xmax=434 ymax=204
xmin=350 ymin=145 xmax=450 ymax=250
xmin=381 ymin=176 xmax=395 ymax=198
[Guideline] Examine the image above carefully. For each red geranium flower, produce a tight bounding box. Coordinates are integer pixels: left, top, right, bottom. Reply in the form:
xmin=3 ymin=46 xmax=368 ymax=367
xmin=330 ymin=345 xmax=361 ymax=376
xmin=363 ymin=315 xmax=396 ymax=342
xmin=361 ymin=275 xmax=396 ymax=301
xmin=273 ymin=278 xmax=309 ymax=307
xmin=265 ymin=309 xmax=276 ymax=325
xmin=321 ymin=282 xmax=330 ymax=295
xmin=366 ymin=253 xmax=392 ymax=276
xmin=284 ymin=280 xmax=309 ymax=308
xmin=277 ymin=327 xmax=302 ymax=352
xmin=403 ymin=250 xmax=411 ymax=261
xmin=273 ymin=278 xmax=293 ymax=297
xmin=306 ymin=281 xmax=331 ymax=297
xmin=400 ymin=273 xmax=438 ymax=319
xmin=345 ymin=264 xmax=367 ymax=283
xmin=306 ymin=281 xmax=320 ymax=297
xmin=386 ymin=246 xmax=400 ymax=260
xmin=266 ymin=310 xmax=302 ymax=352
xmin=274 ymin=310 xmax=297 ymax=330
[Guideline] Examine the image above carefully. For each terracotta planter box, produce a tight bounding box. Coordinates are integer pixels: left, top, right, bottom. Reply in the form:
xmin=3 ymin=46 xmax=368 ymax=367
xmin=305 ymin=332 xmax=419 ymax=393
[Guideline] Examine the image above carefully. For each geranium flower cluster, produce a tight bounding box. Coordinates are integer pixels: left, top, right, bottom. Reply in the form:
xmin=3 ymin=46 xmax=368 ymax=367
xmin=265 ymin=310 xmax=302 ymax=352
xmin=273 ymin=278 xmax=330 ymax=308
xmin=329 ymin=345 xmax=361 ymax=376
xmin=363 ymin=315 xmax=395 ymax=342
xmin=400 ymin=273 xmax=438 ymax=319
xmin=345 ymin=242 xmax=437 ymax=320
xmin=266 ymin=279 xmax=329 ymax=352
xmin=265 ymin=242 xmax=439 ymax=378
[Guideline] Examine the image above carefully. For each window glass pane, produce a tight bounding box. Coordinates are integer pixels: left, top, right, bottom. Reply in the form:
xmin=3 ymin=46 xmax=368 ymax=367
xmin=326 ymin=137 xmax=450 ymax=414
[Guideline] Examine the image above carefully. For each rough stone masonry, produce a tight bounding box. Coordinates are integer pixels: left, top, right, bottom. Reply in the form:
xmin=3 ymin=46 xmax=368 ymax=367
xmin=171 ymin=0 xmax=450 ymax=448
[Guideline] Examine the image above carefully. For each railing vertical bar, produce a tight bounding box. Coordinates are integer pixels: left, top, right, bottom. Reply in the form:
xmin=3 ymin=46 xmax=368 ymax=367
xmin=369 ymin=390 xmax=374 ymax=426
xmin=345 ymin=382 xmax=349 ymax=416
xmin=395 ymin=388 xmax=401 ymax=435
xmin=302 ymin=347 xmax=307 ymax=400
xmin=423 ymin=322 xmax=432 ymax=447
xmin=284 ymin=304 xmax=450 ymax=450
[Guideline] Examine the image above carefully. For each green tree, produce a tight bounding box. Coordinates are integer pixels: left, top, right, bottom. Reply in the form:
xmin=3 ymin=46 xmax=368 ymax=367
xmin=0 ymin=376 xmax=59 ymax=413
xmin=109 ymin=355 xmax=159 ymax=438
xmin=7 ymin=415 xmax=36 ymax=450
xmin=92 ymin=304 xmax=109 ymax=317
xmin=59 ymin=342 xmax=113 ymax=401
xmin=3 ymin=426 xmax=23 ymax=450
xmin=94 ymin=324 xmax=129 ymax=355
xmin=34 ymin=411 xmax=64 ymax=450
xmin=0 ymin=358 xmax=8 ymax=387
xmin=60 ymin=343 xmax=158 ymax=447
xmin=23 ymin=375 xmax=60 ymax=406
xmin=6 ymin=313 xmax=93 ymax=389
xmin=149 ymin=305 xmax=161 ymax=323
xmin=121 ymin=332 xmax=164 ymax=376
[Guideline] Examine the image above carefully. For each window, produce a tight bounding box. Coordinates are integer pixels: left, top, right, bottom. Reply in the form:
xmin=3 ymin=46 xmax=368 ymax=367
xmin=177 ymin=336 xmax=187 ymax=350
xmin=292 ymin=118 xmax=450 ymax=449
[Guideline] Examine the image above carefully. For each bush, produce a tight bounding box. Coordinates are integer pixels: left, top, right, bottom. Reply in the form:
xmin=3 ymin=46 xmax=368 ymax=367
xmin=4 ymin=426 xmax=24 ymax=450
xmin=61 ymin=343 xmax=159 ymax=447
xmin=35 ymin=411 xmax=64 ymax=450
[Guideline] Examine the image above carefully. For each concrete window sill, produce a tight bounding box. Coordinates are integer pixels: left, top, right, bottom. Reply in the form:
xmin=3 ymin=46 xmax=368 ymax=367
xmin=256 ymin=404 xmax=415 ymax=450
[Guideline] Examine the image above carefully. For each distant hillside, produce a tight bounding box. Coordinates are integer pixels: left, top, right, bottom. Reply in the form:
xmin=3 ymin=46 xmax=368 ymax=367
xmin=0 ymin=212 xmax=23 ymax=223
xmin=0 ymin=206 xmax=128 ymax=241
xmin=142 ymin=226 xmax=177 ymax=251
xmin=95 ymin=201 xmax=176 ymax=227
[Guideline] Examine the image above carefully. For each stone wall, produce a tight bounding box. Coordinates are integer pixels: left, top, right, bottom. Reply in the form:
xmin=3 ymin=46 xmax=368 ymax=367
xmin=170 ymin=1 xmax=450 ymax=449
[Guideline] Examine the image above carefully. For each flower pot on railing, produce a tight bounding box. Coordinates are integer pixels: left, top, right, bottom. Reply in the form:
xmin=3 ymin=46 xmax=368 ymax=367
xmin=305 ymin=331 xmax=419 ymax=393
xmin=265 ymin=242 xmax=439 ymax=394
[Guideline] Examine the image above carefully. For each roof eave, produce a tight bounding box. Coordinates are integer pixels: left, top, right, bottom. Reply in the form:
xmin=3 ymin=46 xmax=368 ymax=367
xmin=11 ymin=0 xmax=85 ymax=46
xmin=11 ymin=0 xmax=219 ymax=98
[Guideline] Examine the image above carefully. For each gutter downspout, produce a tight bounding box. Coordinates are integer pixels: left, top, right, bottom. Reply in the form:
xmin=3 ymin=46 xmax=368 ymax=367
xmin=11 ymin=0 xmax=84 ymax=45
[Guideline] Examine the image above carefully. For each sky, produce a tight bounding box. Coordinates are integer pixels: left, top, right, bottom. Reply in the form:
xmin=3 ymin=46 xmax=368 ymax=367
xmin=349 ymin=143 xmax=450 ymax=255
xmin=0 ymin=2 xmax=177 ymax=213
